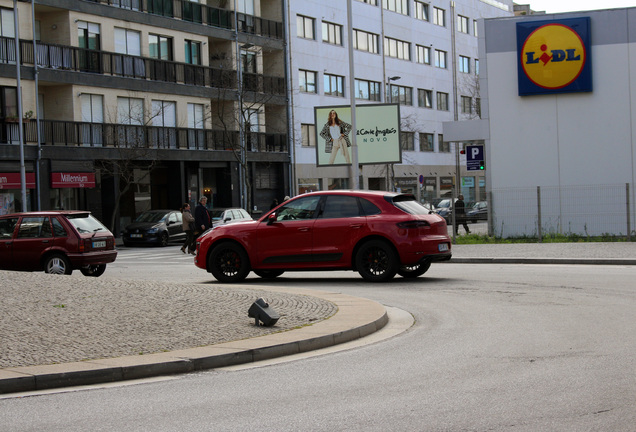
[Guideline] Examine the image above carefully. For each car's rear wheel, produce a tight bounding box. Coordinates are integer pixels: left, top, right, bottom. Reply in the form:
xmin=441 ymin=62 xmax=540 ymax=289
xmin=80 ymin=264 xmax=106 ymax=277
xmin=397 ymin=261 xmax=431 ymax=278
xmin=44 ymin=254 xmax=72 ymax=275
xmin=253 ymin=269 xmax=285 ymax=279
xmin=355 ymin=240 xmax=398 ymax=282
xmin=160 ymin=232 xmax=169 ymax=247
xmin=208 ymin=242 xmax=250 ymax=283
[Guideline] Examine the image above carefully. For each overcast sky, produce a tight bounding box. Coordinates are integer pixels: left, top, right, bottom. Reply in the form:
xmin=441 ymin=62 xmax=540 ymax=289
xmin=520 ymin=0 xmax=635 ymax=14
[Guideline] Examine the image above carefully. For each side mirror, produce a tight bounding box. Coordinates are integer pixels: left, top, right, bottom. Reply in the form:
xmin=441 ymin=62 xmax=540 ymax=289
xmin=267 ymin=212 xmax=277 ymax=225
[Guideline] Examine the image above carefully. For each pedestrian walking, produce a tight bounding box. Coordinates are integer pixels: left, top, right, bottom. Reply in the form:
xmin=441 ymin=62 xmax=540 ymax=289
xmin=194 ymin=196 xmax=211 ymax=236
xmin=455 ymin=194 xmax=471 ymax=235
xmin=180 ymin=203 xmax=195 ymax=254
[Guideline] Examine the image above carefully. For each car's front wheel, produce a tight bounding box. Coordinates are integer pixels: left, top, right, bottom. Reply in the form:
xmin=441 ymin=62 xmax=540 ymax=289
xmin=44 ymin=254 xmax=72 ymax=275
xmin=80 ymin=264 xmax=106 ymax=277
xmin=397 ymin=261 xmax=431 ymax=278
xmin=355 ymin=240 xmax=398 ymax=282
xmin=160 ymin=232 xmax=169 ymax=247
xmin=253 ymin=269 xmax=285 ymax=279
xmin=208 ymin=242 xmax=250 ymax=283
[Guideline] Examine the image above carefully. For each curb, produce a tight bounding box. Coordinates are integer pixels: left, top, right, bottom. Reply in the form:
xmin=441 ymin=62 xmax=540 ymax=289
xmin=0 ymin=288 xmax=387 ymax=394
xmin=448 ymin=258 xmax=636 ymax=265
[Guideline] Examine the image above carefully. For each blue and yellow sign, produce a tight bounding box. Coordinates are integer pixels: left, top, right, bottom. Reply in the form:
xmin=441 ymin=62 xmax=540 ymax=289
xmin=517 ymin=17 xmax=592 ymax=96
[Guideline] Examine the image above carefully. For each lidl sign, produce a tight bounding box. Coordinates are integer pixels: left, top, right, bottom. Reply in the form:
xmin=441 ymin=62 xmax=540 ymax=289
xmin=517 ymin=17 xmax=592 ymax=96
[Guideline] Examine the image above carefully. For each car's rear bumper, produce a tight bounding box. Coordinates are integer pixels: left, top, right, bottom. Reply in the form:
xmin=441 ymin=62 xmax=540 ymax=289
xmin=68 ymin=250 xmax=118 ymax=267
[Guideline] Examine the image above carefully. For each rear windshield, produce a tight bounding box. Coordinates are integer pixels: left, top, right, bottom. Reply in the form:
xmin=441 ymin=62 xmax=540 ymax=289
xmin=392 ymin=196 xmax=433 ymax=215
xmin=67 ymin=214 xmax=109 ymax=234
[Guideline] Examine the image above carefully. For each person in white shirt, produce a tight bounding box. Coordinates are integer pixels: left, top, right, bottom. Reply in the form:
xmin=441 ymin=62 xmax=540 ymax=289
xmin=319 ymin=110 xmax=352 ymax=164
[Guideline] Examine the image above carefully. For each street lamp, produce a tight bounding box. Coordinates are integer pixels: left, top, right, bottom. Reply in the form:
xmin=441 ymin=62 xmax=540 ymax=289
xmin=387 ymin=76 xmax=401 ymax=103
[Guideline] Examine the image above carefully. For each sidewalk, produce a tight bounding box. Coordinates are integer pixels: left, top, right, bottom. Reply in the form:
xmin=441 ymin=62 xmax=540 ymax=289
xmin=2 ymin=242 xmax=634 ymax=394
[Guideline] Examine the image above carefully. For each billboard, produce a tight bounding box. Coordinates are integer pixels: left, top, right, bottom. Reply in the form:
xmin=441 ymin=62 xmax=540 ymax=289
xmin=517 ymin=17 xmax=592 ymax=96
xmin=314 ymin=104 xmax=401 ymax=166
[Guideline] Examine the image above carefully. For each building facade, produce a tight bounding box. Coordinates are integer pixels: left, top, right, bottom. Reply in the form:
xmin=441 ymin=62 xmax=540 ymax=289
xmin=286 ymin=0 xmax=513 ymax=204
xmin=0 ymin=0 xmax=290 ymax=231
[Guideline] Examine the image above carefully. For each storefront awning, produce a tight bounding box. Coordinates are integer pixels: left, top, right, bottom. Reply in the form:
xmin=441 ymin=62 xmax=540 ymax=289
xmin=0 ymin=173 xmax=36 ymax=189
xmin=51 ymin=172 xmax=96 ymax=188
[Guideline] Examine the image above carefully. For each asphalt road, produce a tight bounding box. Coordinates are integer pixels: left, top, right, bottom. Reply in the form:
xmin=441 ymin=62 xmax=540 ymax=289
xmin=1 ymin=249 xmax=634 ymax=431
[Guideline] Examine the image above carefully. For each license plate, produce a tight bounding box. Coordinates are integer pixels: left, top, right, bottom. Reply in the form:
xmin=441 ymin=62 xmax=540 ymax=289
xmin=93 ymin=240 xmax=106 ymax=248
xmin=438 ymin=243 xmax=449 ymax=252
xmin=131 ymin=234 xmax=143 ymax=238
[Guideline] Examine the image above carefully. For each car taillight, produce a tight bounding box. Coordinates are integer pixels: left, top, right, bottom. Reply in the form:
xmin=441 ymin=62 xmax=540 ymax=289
xmin=397 ymin=220 xmax=430 ymax=229
xmin=79 ymin=239 xmax=85 ymax=252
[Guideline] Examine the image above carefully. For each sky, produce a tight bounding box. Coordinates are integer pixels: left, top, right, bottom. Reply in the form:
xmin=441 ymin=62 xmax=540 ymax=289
xmin=521 ymin=0 xmax=636 ymax=14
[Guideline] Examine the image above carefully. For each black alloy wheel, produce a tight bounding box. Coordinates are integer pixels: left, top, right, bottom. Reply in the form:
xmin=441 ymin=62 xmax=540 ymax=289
xmin=208 ymin=242 xmax=250 ymax=283
xmin=355 ymin=240 xmax=398 ymax=282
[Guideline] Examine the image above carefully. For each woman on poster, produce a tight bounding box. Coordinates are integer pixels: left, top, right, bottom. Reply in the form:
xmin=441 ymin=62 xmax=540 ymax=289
xmin=319 ymin=110 xmax=352 ymax=164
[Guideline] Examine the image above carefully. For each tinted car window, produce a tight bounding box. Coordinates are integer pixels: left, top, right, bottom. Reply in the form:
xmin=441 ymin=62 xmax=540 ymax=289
xmin=52 ymin=217 xmax=67 ymax=237
xmin=360 ymin=198 xmax=381 ymax=216
xmin=135 ymin=212 xmax=165 ymax=223
xmin=0 ymin=218 xmax=18 ymax=238
xmin=67 ymin=214 xmax=108 ymax=234
xmin=17 ymin=217 xmax=51 ymax=238
xmin=168 ymin=212 xmax=177 ymax=223
xmin=275 ymin=196 xmax=321 ymax=221
xmin=321 ymin=196 xmax=361 ymax=218
xmin=394 ymin=198 xmax=434 ymax=215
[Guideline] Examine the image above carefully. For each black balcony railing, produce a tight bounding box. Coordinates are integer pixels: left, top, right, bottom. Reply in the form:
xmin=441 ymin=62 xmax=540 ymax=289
xmin=0 ymin=119 xmax=288 ymax=153
xmin=81 ymin=0 xmax=283 ymax=39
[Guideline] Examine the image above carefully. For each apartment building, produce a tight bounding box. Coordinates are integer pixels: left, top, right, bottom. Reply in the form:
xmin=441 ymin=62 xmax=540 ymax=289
xmin=286 ymin=0 xmax=512 ymax=204
xmin=0 ymin=0 xmax=289 ymax=230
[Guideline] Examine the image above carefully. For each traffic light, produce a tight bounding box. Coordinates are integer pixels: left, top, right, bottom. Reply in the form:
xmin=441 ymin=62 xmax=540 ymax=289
xmin=479 ymin=160 xmax=485 ymax=170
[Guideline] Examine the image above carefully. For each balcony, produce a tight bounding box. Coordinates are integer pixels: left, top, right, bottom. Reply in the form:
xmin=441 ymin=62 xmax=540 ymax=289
xmin=0 ymin=37 xmax=286 ymax=96
xmin=0 ymin=119 xmax=288 ymax=154
xmin=81 ymin=0 xmax=284 ymax=40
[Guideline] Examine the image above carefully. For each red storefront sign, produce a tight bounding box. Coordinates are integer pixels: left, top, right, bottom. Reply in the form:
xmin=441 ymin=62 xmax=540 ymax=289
xmin=51 ymin=172 xmax=96 ymax=188
xmin=0 ymin=172 xmax=36 ymax=189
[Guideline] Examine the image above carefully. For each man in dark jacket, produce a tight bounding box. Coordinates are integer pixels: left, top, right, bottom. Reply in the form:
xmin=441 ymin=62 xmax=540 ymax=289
xmin=194 ymin=196 xmax=211 ymax=234
xmin=455 ymin=194 xmax=470 ymax=235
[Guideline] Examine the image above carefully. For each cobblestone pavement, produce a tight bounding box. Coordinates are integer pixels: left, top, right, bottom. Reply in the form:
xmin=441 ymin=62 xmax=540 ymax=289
xmin=0 ymin=271 xmax=337 ymax=369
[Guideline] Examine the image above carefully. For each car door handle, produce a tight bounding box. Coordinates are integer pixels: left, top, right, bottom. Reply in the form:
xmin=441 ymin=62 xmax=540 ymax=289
xmin=41 ymin=239 xmax=50 ymax=243
xmin=350 ymin=224 xmax=363 ymax=229
xmin=297 ymin=227 xmax=310 ymax=232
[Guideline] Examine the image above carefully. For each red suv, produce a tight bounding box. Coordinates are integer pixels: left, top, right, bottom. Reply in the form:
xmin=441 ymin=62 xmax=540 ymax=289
xmin=195 ymin=190 xmax=451 ymax=282
xmin=0 ymin=211 xmax=117 ymax=277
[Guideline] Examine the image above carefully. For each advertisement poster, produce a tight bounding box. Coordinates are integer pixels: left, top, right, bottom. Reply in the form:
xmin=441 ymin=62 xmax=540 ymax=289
xmin=314 ymin=104 xmax=401 ymax=166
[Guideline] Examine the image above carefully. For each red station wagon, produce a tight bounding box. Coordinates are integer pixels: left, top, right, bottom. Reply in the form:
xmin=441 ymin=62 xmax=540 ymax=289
xmin=0 ymin=211 xmax=117 ymax=277
xmin=195 ymin=190 xmax=451 ymax=282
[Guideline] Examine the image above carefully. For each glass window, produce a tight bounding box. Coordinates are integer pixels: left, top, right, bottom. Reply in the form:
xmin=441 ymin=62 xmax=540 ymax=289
xmin=400 ymin=132 xmax=415 ymax=151
xmin=384 ymin=37 xmax=410 ymax=60
xmin=17 ymin=217 xmax=51 ymax=238
xmin=418 ymin=89 xmax=433 ymax=108
xmin=324 ymin=73 xmax=344 ymax=97
xmin=353 ymin=29 xmax=379 ymax=54
xmin=185 ymin=40 xmax=201 ymax=65
xmin=473 ymin=20 xmax=479 ymax=37
xmin=475 ymin=59 xmax=480 ymax=75
xmin=80 ymin=94 xmax=103 ymax=123
xmin=301 ymin=124 xmax=316 ymax=147
xmin=433 ymin=7 xmax=445 ymax=27
xmin=327 ymin=178 xmax=350 ymax=190
xmin=299 ymin=70 xmax=317 ymax=93
xmin=355 ymin=0 xmax=378 ymax=4
xmin=0 ymin=8 xmax=16 ymax=38
xmin=435 ymin=49 xmax=447 ymax=68
xmin=322 ymin=21 xmax=342 ymax=45
xmin=416 ymin=45 xmax=430 ymax=65
xmin=461 ymin=96 xmax=472 ymax=114
xmin=457 ymin=15 xmax=469 ymax=34
xmin=383 ymin=0 xmax=408 ymax=15
xmin=439 ymin=134 xmax=450 ymax=152
xmin=459 ymin=55 xmax=470 ymax=73
xmin=52 ymin=217 xmax=67 ymax=237
xmin=415 ymin=1 xmax=429 ymax=21
xmin=114 ymin=28 xmax=141 ymax=55
xmin=390 ymin=84 xmax=412 ymax=106
xmin=355 ymin=79 xmax=381 ymax=101
xmin=298 ymin=178 xmax=321 ymax=194
xmin=0 ymin=218 xmax=18 ymax=238
xmin=274 ymin=195 xmax=321 ymax=221
xmin=320 ymin=196 xmax=361 ymax=219
xmin=187 ymin=103 xmax=204 ymax=129
xmin=117 ymin=97 xmax=144 ymax=125
xmin=149 ymin=34 xmax=173 ymax=60
xmin=360 ymin=198 xmax=381 ymax=216
xmin=419 ymin=133 xmax=434 ymax=152
xmin=437 ymin=92 xmax=449 ymax=111
xmin=297 ymin=15 xmax=315 ymax=39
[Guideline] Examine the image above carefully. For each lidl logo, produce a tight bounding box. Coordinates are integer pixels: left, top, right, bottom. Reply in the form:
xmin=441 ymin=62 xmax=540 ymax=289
xmin=517 ymin=18 xmax=592 ymax=96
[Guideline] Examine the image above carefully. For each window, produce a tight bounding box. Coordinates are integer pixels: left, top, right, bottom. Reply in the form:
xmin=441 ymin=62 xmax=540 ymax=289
xmin=17 ymin=217 xmax=51 ymax=239
xmin=355 ymin=79 xmax=381 ymax=101
xmin=149 ymin=34 xmax=173 ymax=60
xmin=390 ymin=84 xmax=412 ymax=106
xmin=436 ymin=92 xmax=449 ymax=111
xmin=416 ymin=45 xmax=431 ymax=65
xmin=187 ymin=103 xmax=204 ymax=129
xmin=439 ymin=134 xmax=450 ymax=152
xmin=400 ymin=132 xmax=414 ymax=151
xmin=0 ymin=86 xmax=17 ymax=119
xmin=117 ymin=97 xmax=144 ymax=124
xmin=241 ymin=50 xmax=257 ymax=73
xmin=324 ymin=73 xmax=345 ymax=97
xmin=475 ymin=98 xmax=481 ymax=118
xmin=419 ymin=133 xmax=434 ymax=152
xmin=383 ymin=0 xmax=408 ymax=15
xmin=151 ymin=100 xmax=177 ymax=148
xmin=114 ymin=28 xmax=141 ymax=56
xmin=322 ymin=21 xmax=342 ymax=45
xmin=148 ymin=0 xmax=173 ymax=16
xmin=356 ymin=0 xmax=378 ymax=4
xmin=459 ymin=55 xmax=470 ymax=73
xmin=435 ymin=49 xmax=447 ymax=69
xmin=415 ymin=1 xmax=429 ymax=21
xmin=457 ymin=15 xmax=469 ymax=34
xmin=80 ymin=94 xmax=103 ymax=123
xmin=301 ymin=124 xmax=316 ymax=147
xmin=473 ymin=20 xmax=479 ymax=37
xmin=461 ymin=96 xmax=472 ymax=114
xmin=433 ymin=7 xmax=445 ymax=27
xmin=299 ymin=69 xmax=317 ymax=93
xmin=384 ymin=37 xmax=410 ymax=60
xmin=236 ymin=0 xmax=254 ymax=15
xmin=0 ymin=8 xmax=15 ymax=38
xmin=353 ymin=29 xmax=379 ymax=54
xmin=185 ymin=40 xmax=201 ymax=65
xmin=297 ymin=15 xmax=315 ymax=39
xmin=475 ymin=59 xmax=480 ymax=75
xmin=418 ymin=89 xmax=433 ymax=108
xmin=321 ymin=196 xmax=362 ymax=219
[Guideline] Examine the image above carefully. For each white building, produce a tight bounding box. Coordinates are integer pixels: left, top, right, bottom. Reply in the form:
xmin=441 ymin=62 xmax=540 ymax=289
xmin=445 ymin=7 xmax=636 ymax=237
xmin=285 ymin=0 xmax=513 ymax=203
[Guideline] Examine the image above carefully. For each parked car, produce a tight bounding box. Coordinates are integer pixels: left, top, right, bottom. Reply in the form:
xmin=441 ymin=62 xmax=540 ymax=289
xmin=433 ymin=198 xmax=456 ymax=224
xmin=467 ymin=201 xmax=488 ymax=223
xmin=122 ymin=210 xmax=184 ymax=247
xmin=209 ymin=208 xmax=252 ymax=227
xmin=0 ymin=211 xmax=117 ymax=277
xmin=195 ymin=190 xmax=452 ymax=283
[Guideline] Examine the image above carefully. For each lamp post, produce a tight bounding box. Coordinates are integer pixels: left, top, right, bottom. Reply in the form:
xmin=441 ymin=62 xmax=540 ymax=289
xmin=386 ymin=76 xmax=400 ymax=191
xmin=386 ymin=75 xmax=401 ymax=103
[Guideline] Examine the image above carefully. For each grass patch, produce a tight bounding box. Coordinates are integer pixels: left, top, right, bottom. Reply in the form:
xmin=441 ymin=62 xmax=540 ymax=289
xmin=454 ymin=232 xmax=635 ymax=244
